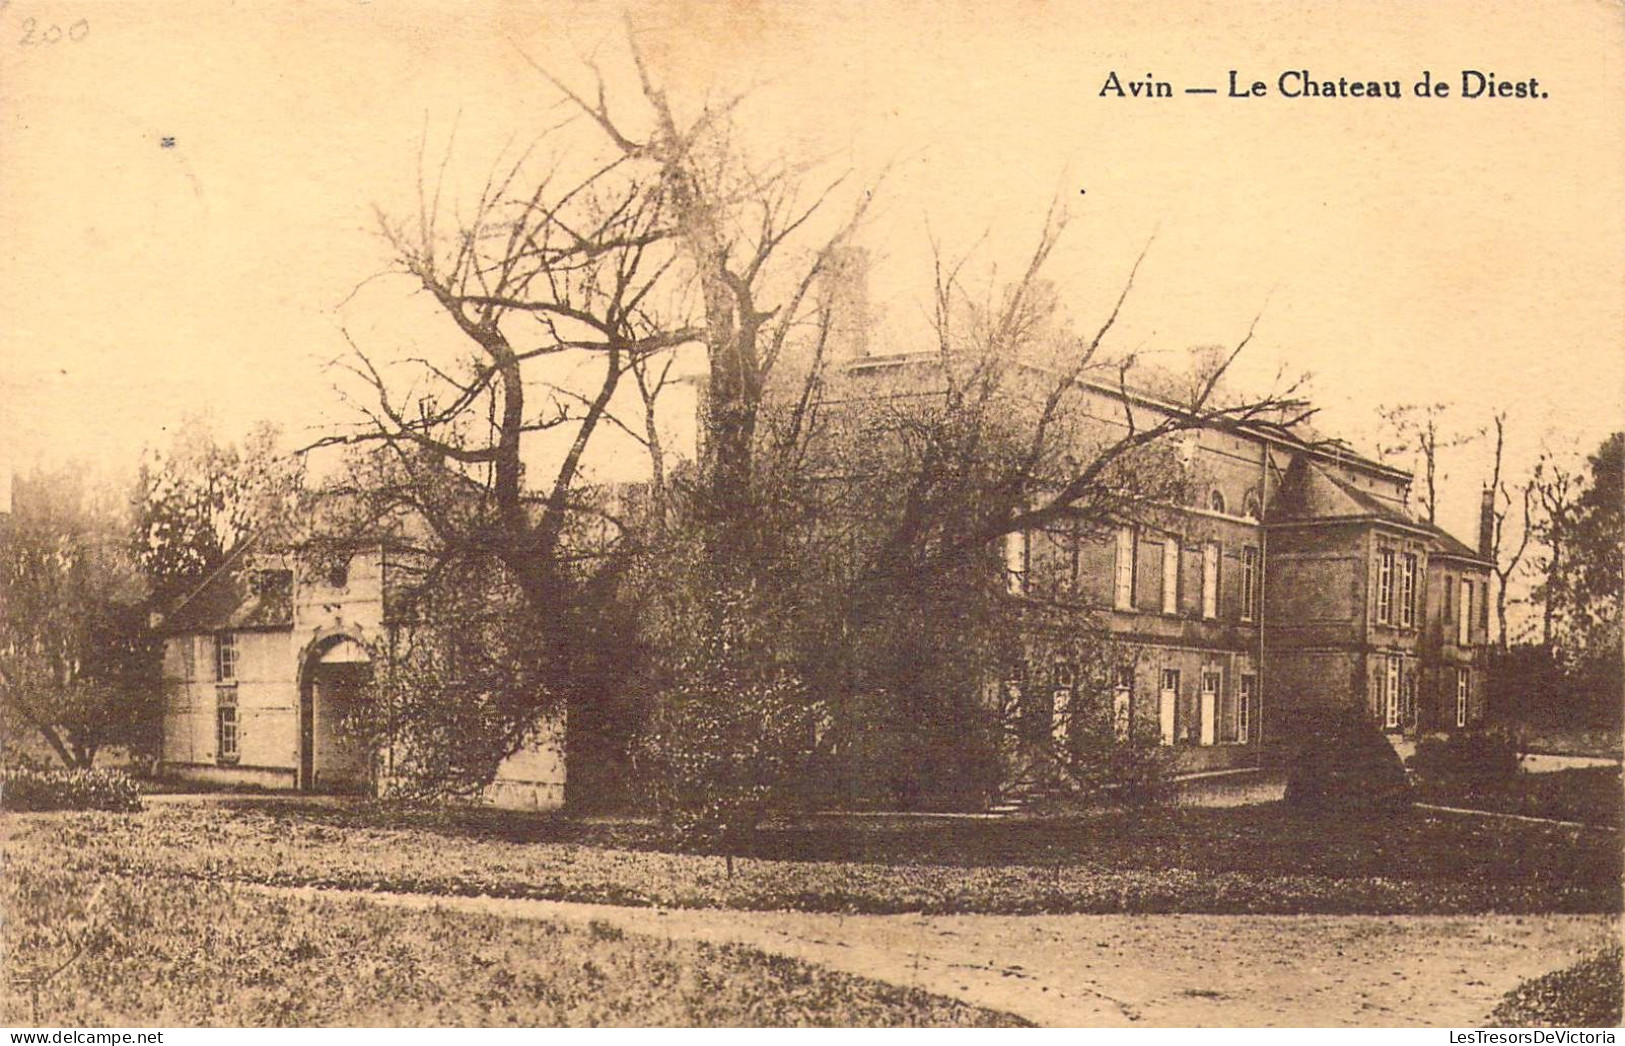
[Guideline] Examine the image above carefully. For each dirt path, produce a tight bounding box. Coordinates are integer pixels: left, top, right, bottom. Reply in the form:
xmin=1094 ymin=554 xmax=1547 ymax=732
xmin=264 ymin=885 xmax=1615 ymax=1027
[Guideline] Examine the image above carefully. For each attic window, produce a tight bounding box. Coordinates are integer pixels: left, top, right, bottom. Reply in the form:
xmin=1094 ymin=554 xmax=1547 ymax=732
xmin=251 ymin=569 xmax=292 ymax=597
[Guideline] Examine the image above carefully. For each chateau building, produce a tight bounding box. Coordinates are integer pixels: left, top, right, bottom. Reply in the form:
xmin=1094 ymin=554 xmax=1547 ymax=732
xmin=955 ymin=366 xmax=1495 ymax=774
xmin=156 ymin=340 xmax=1494 ymax=804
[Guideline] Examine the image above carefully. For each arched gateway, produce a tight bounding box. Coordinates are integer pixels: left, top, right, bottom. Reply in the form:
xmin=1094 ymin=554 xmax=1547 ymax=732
xmin=296 ymin=633 xmax=374 ymax=793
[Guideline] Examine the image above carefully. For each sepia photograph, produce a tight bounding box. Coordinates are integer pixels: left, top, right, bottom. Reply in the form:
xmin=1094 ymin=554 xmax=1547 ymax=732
xmin=1 ymin=0 xmax=1621 ymax=1031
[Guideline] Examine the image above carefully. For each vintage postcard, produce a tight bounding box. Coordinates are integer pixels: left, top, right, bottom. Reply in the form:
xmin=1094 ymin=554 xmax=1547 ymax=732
xmin=1 ymin=0 xmax=1620 ymax=1032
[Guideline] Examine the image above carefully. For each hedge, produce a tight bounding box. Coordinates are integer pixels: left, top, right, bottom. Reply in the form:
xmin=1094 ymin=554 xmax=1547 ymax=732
xmin=1 ymin=767 xmax=143 ymax=813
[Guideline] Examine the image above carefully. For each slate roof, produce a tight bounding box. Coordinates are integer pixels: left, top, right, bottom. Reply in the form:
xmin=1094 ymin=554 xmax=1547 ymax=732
xmin=159 ymin=534 xmax=295 ymax=634
xmin=1267 ymin=457 xmax=1490 ymax=565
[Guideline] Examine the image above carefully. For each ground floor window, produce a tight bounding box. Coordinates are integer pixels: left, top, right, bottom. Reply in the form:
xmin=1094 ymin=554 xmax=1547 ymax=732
xmin=1218 ymin=670 xmax=1248 ymax=743
xmin=1158 ymin=668 xmax=1179 ymax=746
xmin=1456 ymin=668 xmax=1470 ymax=727
xmin=1050 ymin=662 xmax=1074 ymax=744
xmin=1005 ymin=663 xmax=1028 ymax=738
xmin=1238 ymin=674 xmax=1255 ymax=743
xmin=1113 ymin=665 xmax=1133 ymax=741
xmin=1384 ymin=656 xmax=1402 ymax=729
xmin=216 ymin=685 xmax=239 ymax=764
xmin=1199 ymin=669 xmax=1221 ymax=745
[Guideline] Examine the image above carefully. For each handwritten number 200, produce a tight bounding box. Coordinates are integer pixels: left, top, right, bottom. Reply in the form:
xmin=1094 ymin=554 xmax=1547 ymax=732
xmin=19 ymin=17 xmax=90 ymax=46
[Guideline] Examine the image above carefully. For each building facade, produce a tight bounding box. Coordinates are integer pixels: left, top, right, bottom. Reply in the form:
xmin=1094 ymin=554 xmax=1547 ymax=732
xmin=156 ymin=354 xmax=1494 ymax=807
xmin=156 ymin=540 xmax=567 ymax=808
xmin=834 ymin=353 xmax=1495 ymax=782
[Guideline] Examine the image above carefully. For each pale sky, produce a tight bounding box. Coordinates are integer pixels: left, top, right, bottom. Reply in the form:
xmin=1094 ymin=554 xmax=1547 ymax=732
xmin=3 ymin=0 xmax=1622 ymax=554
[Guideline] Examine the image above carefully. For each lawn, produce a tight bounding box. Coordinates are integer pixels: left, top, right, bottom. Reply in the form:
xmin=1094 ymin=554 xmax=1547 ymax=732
xmin=0 ymin=864 xmax=1024 ymax=1027
xmin=5 ymin=797 xmax=1618 ymax=916
xmin=1414 ymin=767 xmax=1624 ymax=827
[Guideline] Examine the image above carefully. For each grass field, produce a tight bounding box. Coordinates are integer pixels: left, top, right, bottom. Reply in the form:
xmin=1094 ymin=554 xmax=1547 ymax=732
xmin=6 ymin=797 xmax=1618 ymax=916
xmin=0 ymin=864 xmax=1024 ymax=1027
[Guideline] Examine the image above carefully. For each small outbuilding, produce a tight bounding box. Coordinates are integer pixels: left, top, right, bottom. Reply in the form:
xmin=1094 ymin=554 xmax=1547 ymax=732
xmin=156 ymin=538 xmax=566 ymax=808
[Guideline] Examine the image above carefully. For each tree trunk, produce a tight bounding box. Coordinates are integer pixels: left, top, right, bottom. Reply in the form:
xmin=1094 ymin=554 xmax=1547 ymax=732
xmin=1542 ymin=546 xmax=1561 ymax=647
xmin=36 ymin=724 xmax=75 ymax=769
xmin=1496 ymin=583 xmax=1508 ymax=650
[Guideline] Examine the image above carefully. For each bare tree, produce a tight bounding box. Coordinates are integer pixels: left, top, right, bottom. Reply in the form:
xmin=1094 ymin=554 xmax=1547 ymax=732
xmin=1528 ymin=447 xmax=1580 ymax=648
xmin=868 ymin=214 xmax=1315 ymax=570
xmin=306 ymin=30 xmax=874 ymax=796
xmin=1484 ymin=411 xmax=1533 ymax=649
xmin=532 ymin=30 xmax=873 ymax=558
xmin=1376 ymin=403 xmax=1482 ymax=525
xmin=770 ymin=215 xmax=1317 ymax=806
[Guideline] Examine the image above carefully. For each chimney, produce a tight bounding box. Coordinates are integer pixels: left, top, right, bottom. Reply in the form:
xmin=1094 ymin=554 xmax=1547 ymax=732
xmin=1477 ymin=486 xmax=1495 ymax=557
xmin=818 ymin=246 xmax=871 ymax=362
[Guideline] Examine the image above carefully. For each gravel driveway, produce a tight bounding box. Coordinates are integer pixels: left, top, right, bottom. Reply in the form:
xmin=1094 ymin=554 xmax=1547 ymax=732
xmin=272 ymin=885 xmax=1615 ymax=1027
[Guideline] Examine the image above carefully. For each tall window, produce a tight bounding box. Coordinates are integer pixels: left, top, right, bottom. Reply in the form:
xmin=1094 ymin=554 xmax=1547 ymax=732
xmin=1384 ymin=656 xmax=1402 ymax=729
xmin=216 ymin=685 xmax=239 ymax=764
xmin=215 ymin=632 xmax=238 ymax=682
xmin=1158 ymin=668 xmax=1180 ymax=746
xmin=1376 ymin=548 xmax=1395 ymax=624
xmin=1238 ymin=674 xmax=1255 ymax=743
xmin=1201 ymin=543 xmax=1220 ymax=620
xmin=1004 ymin=530 xmax=1029 ymax=596
xmin=1400 ymin=553 xmax=1418 ymax=628
xmin=1004 ymin=663 xmax=1027 ymax=727
xmin=1240 ymin=546 xmax=1260 ymax=622
xmin=1456 ymin=668 xmax=1471 ymax=727
xmin=1113 ymin=665 xmax=1133 ymax=741
xmin=1114 ymin=526 xmax=1137 ymax=610
xmin=1161 ymin=540 xmax=1179 ymax=614
xmin=1199 ymin=670 xmax=1220 ymax=745
xmin=1458 ymin=579 xmax=1473 ymax=646
xmin=1051 ymin=663 xmax=1074 ymax=744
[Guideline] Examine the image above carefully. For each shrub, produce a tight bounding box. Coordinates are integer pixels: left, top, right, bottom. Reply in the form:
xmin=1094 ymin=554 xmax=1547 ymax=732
xmin=1066 ymin=731 xmax=1177 ymax=807
xmin=1411 ymin=727 xmax=1521 ymax=794
xmin=1101 ymin=736 xmax=1178 ymax=805
xmin=1283 ymin=704 xmax=1409 ymax=813
xmin=639 ymin=585 xmax=821 ymax=854
xmin=1 ymin=766 xmax=142 ymax=813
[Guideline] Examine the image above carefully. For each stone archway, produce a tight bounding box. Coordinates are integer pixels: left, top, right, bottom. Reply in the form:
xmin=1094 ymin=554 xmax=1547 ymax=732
xmin=297 ymin=634 xmax=373 ymax=793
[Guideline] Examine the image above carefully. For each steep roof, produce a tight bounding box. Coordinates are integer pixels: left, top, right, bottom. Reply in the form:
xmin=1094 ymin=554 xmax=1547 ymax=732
xmin=1267 ymin=457 xmax=1490 ymax=565
xmin=158 ymin=534 xmax=295 ymax=634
